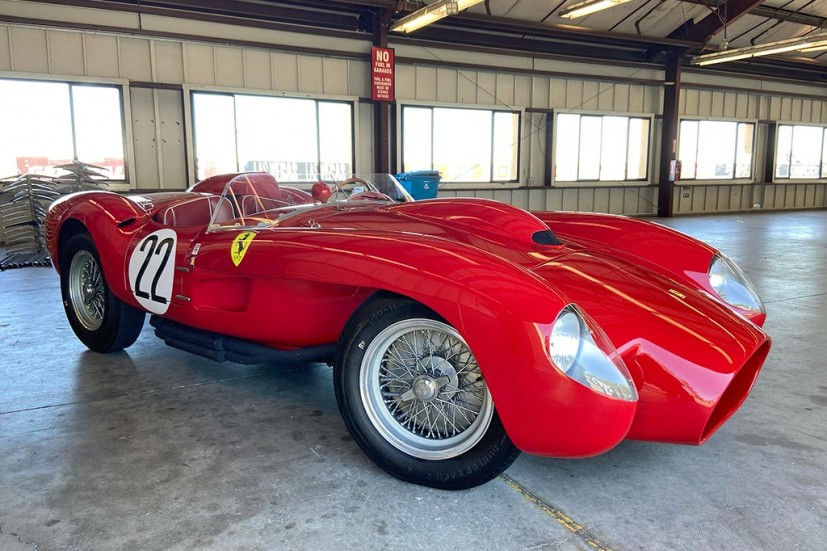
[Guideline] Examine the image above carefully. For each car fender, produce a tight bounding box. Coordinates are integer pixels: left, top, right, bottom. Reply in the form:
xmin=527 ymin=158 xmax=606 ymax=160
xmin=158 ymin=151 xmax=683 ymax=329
xmin=47 ymin=191 xmax=147 ymax=298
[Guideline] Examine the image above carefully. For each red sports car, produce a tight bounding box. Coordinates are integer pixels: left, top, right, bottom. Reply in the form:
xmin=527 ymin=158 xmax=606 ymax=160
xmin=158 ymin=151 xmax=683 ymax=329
xmin=46 ymin=172 xmax=771 ymax=489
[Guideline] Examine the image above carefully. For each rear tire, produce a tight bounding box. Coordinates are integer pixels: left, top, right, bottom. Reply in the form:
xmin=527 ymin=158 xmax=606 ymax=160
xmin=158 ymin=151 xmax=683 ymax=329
xmin=60 ymin=233 xmax=145 ymax=352
xmin=334 ymin=297 xmax=520 ymax=489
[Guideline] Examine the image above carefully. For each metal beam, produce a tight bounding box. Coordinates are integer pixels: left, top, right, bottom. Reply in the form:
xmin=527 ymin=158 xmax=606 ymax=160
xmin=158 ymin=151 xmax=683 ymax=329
xmin=372 ymin=8 xmax=393 ymax=175
xmin=657 ymin=51 xmax=681 ymax=217
xmin=678 ymin=0 xmax=827 ymax=29
xmin=670 ymin=0 xmax=765 ymax=43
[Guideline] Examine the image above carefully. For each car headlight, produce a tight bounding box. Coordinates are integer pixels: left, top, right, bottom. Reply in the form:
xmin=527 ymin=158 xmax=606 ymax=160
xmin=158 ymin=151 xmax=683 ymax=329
xmin=547 ymin=305 xmax=637 ymax=402
xmin=709 ymin=254 xmax=765 ymax=315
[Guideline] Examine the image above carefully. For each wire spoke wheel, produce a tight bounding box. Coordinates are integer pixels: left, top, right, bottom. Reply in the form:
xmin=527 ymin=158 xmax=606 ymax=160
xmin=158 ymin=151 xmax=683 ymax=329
xmin=60 ymin=233 xmax=145 ymax=353
xmin=68 ymin=249 xmax=105 ymax=331
xmin=360 ymin=318 xmax=494 ymax=460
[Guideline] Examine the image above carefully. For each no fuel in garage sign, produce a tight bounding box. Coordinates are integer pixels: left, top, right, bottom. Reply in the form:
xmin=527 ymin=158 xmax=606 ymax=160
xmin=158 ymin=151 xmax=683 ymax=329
xmin=371 ymin=47 xmax=395 ymax=102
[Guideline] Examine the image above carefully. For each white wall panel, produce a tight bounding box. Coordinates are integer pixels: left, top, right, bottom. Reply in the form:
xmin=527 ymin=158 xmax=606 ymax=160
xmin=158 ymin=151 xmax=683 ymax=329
xmin=496 ymin=73 xmax=515 ymax=106
xmin=10 ymin=27 xmax=48 ymax=73
xmin=476 ymin=72 xmax=496 ymax=105
xmin=242 ymin=49 xmax=270 ymax=90
xmin=183 ymin=43 xmax=214 ymax=85
xmin=130 ymin=87 xmax=160 ymax=188
xmin=780 ymin=97 xmax=793 ymax=121
xmin=157 ymin=89 xmax=186 ymax=189
xmin=271 ymin=52 xmax=298 ymax=92
xmin=0 ymin=27 xmax=10 ymax=71
xmin=415 ymin=66 xmax=438 ymax=102
xmin=297 ymin=55 xmax=323 ymax=94
xmin=531 ymin=77 xmax=549 ymax=109
xmin=357 ymin=102 xmax=372 ymax=174
xmin=47 ymin=31 xmax=84 ymax=76
xmin=528 ymin=189 xmax=546 ymax=210
xmin=436 ymin=68 xmax=458 ymax=103
xmin=395 ymin=65 xmax=415 ymax=101
xmin=214 ymin=47 xmax=244 ymax=87
xmin=565 ymin=80 xmax=583 ymax=109
xmin=80 ymin=35 xmax=116 ymax=79
xmin=549 ymin=79 xmax=566 ymax=109
xmin=613 ymin=83 xmax=630 ymax=113
xmin=321 ymin=58 xmax=348 ymax=96
xmin=644 ymin=86 xmax=661 ymax=114
xmin=581 ymin=81 xmax=599 ymax=110
xmin=514 ymin=75 xmax=531 ymax=108
xmin=154 ymin=41 xmax=184 ymax=84
xmin=597 ymin=82 xmax=613 ymax=111
xmin=629 ymin=85 xmax=646 ymax=113
xmin=118 ymin=38 xmax=152 ymax=81
xmin=457 ymin=70 xmax=477 ymax=103
xmin=815 ymin=184 xmax=826 ymax=206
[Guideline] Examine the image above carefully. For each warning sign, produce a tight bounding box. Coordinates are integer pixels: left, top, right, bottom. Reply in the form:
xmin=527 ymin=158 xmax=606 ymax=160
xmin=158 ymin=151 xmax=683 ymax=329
xmin=371 ymin=47 xmax=395 ymax=102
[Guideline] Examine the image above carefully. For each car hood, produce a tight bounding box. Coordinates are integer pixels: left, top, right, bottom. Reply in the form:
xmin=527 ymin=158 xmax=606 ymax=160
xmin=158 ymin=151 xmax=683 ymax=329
xmin=279 ymin=198 xmax=570 ymax=268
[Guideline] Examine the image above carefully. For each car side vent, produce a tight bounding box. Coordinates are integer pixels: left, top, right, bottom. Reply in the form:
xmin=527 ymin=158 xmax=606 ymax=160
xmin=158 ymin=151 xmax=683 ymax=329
xmin=532 ymin=230 xmax=561 ymax=246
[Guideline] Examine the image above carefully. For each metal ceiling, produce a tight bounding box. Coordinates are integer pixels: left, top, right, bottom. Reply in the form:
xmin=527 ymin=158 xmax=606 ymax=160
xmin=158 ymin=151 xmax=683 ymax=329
xmin=19 ymin=0 xmax=827 ymax=81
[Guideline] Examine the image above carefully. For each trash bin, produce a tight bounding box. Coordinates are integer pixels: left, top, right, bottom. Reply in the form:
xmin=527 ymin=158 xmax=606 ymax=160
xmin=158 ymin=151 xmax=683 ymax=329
xmin=394 ymin=170 xmax=441 ymax=200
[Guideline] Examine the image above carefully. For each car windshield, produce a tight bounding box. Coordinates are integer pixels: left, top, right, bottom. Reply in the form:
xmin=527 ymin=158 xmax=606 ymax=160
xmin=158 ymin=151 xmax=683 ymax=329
xmin=208 ymin=172 xmax=413 ymax=231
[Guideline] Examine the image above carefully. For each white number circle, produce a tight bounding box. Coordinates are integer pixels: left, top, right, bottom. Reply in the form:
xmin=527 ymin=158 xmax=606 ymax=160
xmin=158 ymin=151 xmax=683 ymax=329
xmin=128 ymin=229 xmax=177 ymax=315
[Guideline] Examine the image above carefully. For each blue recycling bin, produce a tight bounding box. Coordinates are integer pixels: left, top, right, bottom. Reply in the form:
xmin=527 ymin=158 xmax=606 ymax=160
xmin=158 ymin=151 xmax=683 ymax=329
xmin=395 ymin=170 xmax=441 ymax=200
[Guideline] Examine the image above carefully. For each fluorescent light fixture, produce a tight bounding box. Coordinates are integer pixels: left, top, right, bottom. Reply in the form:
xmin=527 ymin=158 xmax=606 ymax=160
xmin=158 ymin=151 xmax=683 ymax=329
xmin=559 ymin=0 xmax=632 ymax=19
xmin=391 ymin=0 xmax=485 ymax=34
xmin=692 ymin=32 xmax=827 ymax=66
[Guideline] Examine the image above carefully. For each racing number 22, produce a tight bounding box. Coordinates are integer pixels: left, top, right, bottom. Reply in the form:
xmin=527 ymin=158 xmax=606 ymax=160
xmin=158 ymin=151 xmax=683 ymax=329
xmin=134 ymin=235 xmax=173 ymax=304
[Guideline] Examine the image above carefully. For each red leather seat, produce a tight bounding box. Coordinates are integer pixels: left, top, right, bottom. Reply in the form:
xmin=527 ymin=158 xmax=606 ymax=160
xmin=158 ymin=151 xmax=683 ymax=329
xmin=240 ymin=195 xmax=289 ymax=216
xmin=156 ymin=196 xmax=233 ymax=227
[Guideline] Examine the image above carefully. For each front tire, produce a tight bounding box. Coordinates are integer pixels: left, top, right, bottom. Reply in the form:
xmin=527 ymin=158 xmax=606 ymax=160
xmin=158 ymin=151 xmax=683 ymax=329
xmin=60 ymin=233 xmax=145 ymax=353
xmin=334 ymin=298 xmax=520 ymax=489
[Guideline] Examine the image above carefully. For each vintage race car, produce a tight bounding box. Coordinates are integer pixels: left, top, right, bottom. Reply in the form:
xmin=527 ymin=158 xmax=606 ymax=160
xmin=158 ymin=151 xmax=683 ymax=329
xmin=45 ymin=172 xmax=771 ymax=489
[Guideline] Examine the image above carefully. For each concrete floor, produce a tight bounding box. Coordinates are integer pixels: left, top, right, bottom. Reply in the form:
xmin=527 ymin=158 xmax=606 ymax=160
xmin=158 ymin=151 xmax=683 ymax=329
xmin=1 ymin=209 xmax=825 ymax=550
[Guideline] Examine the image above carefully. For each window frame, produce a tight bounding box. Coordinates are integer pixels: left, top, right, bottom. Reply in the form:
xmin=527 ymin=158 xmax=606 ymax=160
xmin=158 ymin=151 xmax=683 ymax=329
xmin=772 ymin=121 xmax=827 ymax=182
xmin=397 ymin=102 xmax=523 ymax=187
xmin=188 ymin=88 xmax=357 ymax=184
xmin=551 ymin=110 xmax=654 ymax=187
xmin=676 ymin=116 xmax=757 ymax=183
xmin=0 ymin=76 xmax=129 ymax=183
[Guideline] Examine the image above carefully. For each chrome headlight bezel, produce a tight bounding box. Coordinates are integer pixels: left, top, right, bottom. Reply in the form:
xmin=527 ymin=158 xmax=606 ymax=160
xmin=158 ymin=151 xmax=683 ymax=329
xmin=708 ymin=254 xmax=765 ymax=315
xmin=547 ymin=304 xmax=638 ymax=402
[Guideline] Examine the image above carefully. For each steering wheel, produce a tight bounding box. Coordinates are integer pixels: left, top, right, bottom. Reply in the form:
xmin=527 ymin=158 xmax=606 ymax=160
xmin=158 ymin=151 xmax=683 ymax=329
xmin=335 ymin=176 xmax=371 ymax=191
xmin=330 ymin=176 xmax=372 ymax=202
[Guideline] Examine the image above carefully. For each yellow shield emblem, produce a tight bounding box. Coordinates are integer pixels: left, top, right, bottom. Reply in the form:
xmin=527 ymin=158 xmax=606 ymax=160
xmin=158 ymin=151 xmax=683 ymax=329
xmin=231 ymin=232 xmax=256 ymax=266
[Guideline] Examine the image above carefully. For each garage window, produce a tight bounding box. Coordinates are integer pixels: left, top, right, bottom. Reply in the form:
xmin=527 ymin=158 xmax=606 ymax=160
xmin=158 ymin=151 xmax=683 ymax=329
xmin=774 ymin=124 xmax=827 ymax=179
xmin=192 ymin=92 xmax=353 ymax=182
xmin=0 ymin=79 xmax=125 ymax=180
xmin=401 ymin=106 xmax=520 ymax=183
xmin=554 ymin=113 xmax=650 ymax=183
xmin=678 ymin=120 xmax=754 ymax=180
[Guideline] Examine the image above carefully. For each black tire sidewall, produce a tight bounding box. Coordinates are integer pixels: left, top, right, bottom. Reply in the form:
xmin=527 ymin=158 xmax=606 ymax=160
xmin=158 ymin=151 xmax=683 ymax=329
xmin=335 ymin=298 xmax=519 ymax=490
xmin=60 ymin=233 xmax=144 ymax=353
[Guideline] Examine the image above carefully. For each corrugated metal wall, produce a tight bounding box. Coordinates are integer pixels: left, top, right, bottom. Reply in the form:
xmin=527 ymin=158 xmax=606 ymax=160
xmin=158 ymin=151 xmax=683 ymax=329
xmin=0 ymin=0 xmax=826 ymax=215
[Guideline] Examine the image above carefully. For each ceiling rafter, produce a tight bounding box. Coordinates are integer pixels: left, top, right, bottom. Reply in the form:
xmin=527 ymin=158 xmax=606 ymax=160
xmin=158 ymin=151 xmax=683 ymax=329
xmin=668 ymin=0 xmax=765 ymax=43
xmin=8 ymin=0 xmax=827 ymax=82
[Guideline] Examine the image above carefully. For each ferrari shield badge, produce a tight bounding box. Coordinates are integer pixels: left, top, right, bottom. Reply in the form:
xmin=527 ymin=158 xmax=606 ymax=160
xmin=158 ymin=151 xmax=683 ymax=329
xmin=231 ymin=231 xmax=256 ymax=266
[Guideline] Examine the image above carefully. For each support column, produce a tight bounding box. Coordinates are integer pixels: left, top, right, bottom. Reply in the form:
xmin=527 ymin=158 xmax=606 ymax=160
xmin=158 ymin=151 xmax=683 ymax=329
xmin=657 ymin=51 xmax=682 ymax=217
xmin=373 ymin=9 xmax=392 ymax=174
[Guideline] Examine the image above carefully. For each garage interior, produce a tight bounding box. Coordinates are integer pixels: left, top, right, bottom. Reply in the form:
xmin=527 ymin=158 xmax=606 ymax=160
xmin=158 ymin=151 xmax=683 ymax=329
xmin=1 ymin=0 xmax=825 ymax=549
